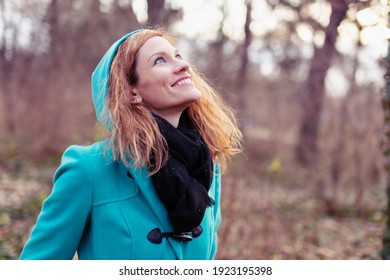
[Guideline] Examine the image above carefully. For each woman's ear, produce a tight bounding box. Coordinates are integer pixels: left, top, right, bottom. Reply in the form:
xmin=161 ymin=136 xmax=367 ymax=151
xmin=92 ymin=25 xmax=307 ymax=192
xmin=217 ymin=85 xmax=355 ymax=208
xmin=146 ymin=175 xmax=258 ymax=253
xmin=130 ymin=89 xmax=142 ymax=104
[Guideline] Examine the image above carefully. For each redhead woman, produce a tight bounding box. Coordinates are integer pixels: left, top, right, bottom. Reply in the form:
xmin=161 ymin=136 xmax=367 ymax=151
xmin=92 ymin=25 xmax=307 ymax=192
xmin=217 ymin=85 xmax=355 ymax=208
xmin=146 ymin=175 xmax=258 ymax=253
xmin=20 ymin=28 xmax=242 ymax=260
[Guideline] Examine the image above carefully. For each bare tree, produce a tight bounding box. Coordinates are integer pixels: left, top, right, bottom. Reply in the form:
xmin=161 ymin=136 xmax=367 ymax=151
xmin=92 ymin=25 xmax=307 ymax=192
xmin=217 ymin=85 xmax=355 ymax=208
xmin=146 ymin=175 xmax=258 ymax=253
xmin=206 ymin=3 xmax=228 ymax=83
xmin=381 ymin=3 xmax=390 ymax=260
xmin=0 ymin=0 xmax=18 ymax=134
xmin=146 ymin=0 xmax=180 ymax=28
xmin=235 ymin=0 xmax=253 ymax=130
xmin=147 ymin=0 xmax=165 ymax=27
xmin=45 ymin=0 xmax=61 ymax=68
xmin=111 ymin=0 xmax=139 ymax=35
xmin=295 ymin=0 xmax=349 ymax=166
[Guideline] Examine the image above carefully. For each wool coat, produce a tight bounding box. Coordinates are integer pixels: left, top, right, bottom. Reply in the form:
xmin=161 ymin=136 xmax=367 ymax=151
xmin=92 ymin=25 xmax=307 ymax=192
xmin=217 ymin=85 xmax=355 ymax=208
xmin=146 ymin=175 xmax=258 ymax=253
xmin=20 ymin=30 xmax=222 ymax=260
xmin=20 ymin=142 xmax=221 ymax=259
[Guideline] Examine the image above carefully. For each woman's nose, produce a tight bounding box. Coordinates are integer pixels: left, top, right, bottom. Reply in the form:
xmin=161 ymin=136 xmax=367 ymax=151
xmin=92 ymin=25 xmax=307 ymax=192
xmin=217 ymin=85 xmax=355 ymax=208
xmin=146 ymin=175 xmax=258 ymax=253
xmin=174 ymin=58 xmax=190 ymax=73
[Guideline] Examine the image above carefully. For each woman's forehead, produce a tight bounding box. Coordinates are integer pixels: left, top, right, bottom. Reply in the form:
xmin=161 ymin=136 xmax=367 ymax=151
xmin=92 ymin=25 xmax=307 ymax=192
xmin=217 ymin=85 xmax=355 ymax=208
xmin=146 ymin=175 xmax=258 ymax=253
xmin=138 ymin=36 xmax=177 ymax=60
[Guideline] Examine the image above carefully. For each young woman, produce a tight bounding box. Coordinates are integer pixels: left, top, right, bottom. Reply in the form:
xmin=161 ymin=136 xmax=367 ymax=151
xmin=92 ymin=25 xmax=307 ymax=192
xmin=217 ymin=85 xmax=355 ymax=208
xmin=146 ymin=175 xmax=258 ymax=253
xmin=20 ymin=28 xmax=242 ymax=260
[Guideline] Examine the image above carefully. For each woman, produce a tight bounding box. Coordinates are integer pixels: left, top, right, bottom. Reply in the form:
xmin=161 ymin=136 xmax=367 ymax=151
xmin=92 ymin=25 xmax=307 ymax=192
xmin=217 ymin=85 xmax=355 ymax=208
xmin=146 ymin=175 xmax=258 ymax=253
xmin=20 ymin=28 xmax=242 ymax=260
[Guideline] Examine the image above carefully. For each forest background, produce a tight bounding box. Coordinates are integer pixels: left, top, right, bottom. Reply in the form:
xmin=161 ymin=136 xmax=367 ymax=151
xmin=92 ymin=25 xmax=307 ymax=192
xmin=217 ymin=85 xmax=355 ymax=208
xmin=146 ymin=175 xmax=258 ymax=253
xmin=0 ymin=0 xmax=388 ymax=260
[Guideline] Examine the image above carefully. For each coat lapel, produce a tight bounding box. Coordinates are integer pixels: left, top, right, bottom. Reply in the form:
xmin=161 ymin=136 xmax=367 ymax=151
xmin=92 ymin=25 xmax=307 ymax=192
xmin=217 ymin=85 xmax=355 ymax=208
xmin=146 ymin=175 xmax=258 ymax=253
xmin=126 ymin=165 xmax=184 ymax=259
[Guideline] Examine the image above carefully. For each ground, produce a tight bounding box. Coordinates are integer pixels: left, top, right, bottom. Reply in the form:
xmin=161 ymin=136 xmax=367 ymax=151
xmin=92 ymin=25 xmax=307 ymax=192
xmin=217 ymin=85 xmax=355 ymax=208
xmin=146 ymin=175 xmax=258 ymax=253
xmin=0 ymin=160 xmax=386 ymax=260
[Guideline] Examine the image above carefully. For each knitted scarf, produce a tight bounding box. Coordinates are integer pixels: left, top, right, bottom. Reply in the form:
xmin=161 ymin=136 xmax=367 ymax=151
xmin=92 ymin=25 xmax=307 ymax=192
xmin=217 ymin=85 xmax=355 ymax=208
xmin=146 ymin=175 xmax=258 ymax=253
xmin=151 ymin=111 xmax=214 ymax=233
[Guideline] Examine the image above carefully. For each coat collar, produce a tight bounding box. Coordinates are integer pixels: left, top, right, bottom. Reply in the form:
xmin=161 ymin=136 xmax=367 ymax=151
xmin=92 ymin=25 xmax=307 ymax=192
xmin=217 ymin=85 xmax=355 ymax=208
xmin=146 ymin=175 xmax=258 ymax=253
xmin=125 ymin=164 xmax=184 ymax=259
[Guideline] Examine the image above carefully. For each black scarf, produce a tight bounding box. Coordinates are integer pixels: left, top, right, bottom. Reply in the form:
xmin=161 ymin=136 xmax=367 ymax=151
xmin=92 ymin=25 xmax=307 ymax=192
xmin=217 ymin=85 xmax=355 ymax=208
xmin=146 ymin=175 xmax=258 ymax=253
xmin=151 ymin=111 xmax=214 ymax=233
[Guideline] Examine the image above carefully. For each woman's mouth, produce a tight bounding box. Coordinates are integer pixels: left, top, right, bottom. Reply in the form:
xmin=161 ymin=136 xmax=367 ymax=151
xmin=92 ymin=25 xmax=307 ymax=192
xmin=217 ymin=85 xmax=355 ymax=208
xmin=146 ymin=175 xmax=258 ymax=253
xmin=172 ymin=77 xmax=192 ymax=87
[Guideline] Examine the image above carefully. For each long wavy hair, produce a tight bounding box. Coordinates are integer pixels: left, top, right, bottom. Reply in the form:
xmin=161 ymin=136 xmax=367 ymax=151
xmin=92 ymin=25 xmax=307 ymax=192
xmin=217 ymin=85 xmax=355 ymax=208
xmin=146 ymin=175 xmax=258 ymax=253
xmin=106 ymin=28 xmax=242 ymax=174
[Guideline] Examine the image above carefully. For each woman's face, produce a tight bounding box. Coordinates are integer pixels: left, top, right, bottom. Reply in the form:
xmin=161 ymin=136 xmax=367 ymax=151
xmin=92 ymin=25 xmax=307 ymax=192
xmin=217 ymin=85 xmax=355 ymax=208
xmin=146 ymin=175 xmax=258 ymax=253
xmin=132 ymin=36 xmax=201 ymax=125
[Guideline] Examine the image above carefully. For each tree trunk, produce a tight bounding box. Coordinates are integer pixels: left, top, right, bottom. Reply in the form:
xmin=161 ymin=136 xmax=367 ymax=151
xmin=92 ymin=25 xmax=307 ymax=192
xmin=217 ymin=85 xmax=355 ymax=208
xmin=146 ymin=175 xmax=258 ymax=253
xmin=146 ymin=0 xmax=165 ymax=27
xmin=295 ymin=0 xmax=348 ymax=166
xmin=235 ymin=0 xmax=252 ymax=131
xmin=381 ymin=5 xmax=390 ymax=260
xmin=0 ymin=0 xmax=17 ymax=134
xmin=326 ymin=50 xmax=365 ymax=214
xmin=46 ymin=0 xmax=61 ymax=68
xmin=206 ymin=4 xmax=227 ymax=83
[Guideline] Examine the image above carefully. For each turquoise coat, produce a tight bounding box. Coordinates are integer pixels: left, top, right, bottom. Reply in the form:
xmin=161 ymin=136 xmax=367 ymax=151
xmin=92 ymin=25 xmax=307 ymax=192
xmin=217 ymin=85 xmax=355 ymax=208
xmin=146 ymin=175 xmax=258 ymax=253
xmin=20 ymin=141 xmax=221 ymax=259
xmin=20 ymin=30 xmax=222 ymax=260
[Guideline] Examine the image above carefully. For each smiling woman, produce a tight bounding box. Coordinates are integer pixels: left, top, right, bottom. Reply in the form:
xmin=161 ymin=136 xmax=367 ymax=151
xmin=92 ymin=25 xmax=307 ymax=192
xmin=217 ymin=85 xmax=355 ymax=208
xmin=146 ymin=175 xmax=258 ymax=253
xmin=131 ymin=36 xmax=202 ymax=127
xmin=19 ymin=28 xmax=243 ymax=260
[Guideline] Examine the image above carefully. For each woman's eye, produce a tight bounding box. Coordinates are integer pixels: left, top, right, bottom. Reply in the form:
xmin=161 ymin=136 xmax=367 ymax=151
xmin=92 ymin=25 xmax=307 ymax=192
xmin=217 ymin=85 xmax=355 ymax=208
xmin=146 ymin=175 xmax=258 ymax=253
xmin=154 ymin=57 xmax=165 ymax=65
xmin=175 ymin=54 xmax=182 ymax=60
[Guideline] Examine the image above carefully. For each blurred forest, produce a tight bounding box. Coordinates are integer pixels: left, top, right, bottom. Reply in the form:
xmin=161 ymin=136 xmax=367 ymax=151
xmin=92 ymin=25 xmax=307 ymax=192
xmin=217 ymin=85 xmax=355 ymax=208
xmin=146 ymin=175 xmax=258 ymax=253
xmin=0 ymin=0 xmax=388 ymax=259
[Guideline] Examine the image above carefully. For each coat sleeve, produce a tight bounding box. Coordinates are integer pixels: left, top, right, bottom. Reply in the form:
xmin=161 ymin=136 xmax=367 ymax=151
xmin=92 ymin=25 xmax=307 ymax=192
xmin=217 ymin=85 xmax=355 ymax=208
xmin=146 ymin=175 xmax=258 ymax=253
xmin=210 ymin=163 xmax=222 ymax=259
xmin=20 ymin=146 xmax=93 ymax=260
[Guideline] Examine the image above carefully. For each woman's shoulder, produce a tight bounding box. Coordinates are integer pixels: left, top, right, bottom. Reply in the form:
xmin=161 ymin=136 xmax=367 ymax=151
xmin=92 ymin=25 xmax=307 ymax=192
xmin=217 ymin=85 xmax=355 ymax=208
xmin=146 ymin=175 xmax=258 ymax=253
xmin=63 ymin=139 xmax=108 ymax=155
xmin=57 ymin=140 xmax=116 ymax=174
xmin=61 ymin=140 xmax=110 ymax=162
xmin=57 ymin=140 xmax=140 ymax=204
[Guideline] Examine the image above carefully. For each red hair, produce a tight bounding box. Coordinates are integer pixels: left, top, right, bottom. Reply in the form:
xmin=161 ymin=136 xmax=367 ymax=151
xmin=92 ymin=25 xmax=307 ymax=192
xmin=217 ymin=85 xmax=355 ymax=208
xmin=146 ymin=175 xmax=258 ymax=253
xmin=106 ymin=28 xmax=242 ymax=174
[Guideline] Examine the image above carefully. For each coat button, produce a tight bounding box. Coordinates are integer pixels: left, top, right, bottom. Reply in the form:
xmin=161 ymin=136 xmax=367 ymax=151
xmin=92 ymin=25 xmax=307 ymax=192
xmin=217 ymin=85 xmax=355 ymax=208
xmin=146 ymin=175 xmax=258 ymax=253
xmin=192 ymin=225 xmax=203 ymax=238
xmin=147 ymin=228 xmax=163 ymax=244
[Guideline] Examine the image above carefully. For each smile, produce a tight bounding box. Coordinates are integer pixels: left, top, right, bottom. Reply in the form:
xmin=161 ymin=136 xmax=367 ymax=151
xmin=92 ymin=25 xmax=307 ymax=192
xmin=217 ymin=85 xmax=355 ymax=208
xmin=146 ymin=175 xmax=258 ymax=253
xmin=172 ymin=78 xmax=192 ymax=87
